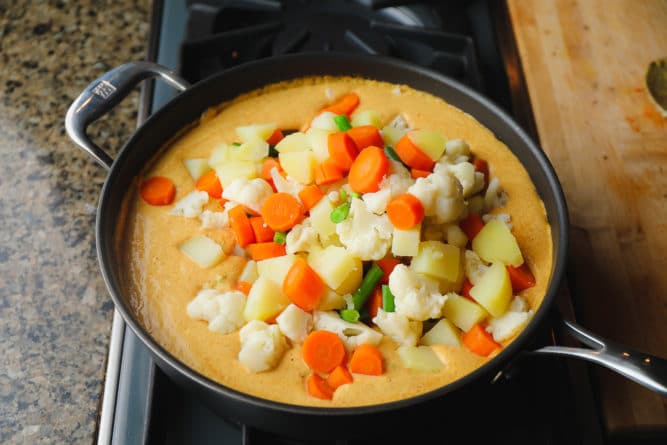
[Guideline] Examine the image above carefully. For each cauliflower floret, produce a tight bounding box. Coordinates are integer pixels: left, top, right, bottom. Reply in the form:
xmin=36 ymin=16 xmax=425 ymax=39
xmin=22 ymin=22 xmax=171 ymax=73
xmin=276 ymin=304 xmax=313 ymax=343
xmin=313 ymin=311 xmax=382 ymax=350
xmin=486 ymin=297 xmax=532 ymax=342
xmin=363 ymin=188 xmax=391 ymax=215
xmin=482 ymin=213 xmax=512 ymax=230
xmin=445 ymin=224 xmax=468 ymax=248
xmin=464 ymin=250 xmax=488 ymax=285
xmin=186 ymin=289 xmax=246 ymax=334
xmin=222 ymin=178 xmax=273 ymax=214
xmin=238 ymin=320 xmax=287 ymax=372
xmin=484 ymin=177 xmax=507 ymax=211
xmin=407 ymin=166 xmax=464 ymax=224
xmin=447 ymin=162 xmax=477 ymax=198
xmin=170 ymin=190 xmax=209 ymax=218
xmin=285 ymin=219 xmax=320 ymax=254
xmin=372 ymin=309 xmax=422 ymax=346
xmin=199 ymin=209 xmax=228 ymax=229
xmin=363 ymin=162 xmax=413 ymax=214
xmin=270 ymin=166 xmax=304 ymax=199
xmin=336 ymin=198 xmax=392 ymax=261
xmin=388 ymin=265 xmax=448 ymax=321
xmin=444 ymin=138 xmax=471 ymax=158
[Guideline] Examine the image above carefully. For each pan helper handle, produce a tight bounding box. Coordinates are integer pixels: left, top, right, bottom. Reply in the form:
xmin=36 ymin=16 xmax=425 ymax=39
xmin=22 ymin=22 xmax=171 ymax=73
xmin=65 ymin=61 xmax=190 ymax=170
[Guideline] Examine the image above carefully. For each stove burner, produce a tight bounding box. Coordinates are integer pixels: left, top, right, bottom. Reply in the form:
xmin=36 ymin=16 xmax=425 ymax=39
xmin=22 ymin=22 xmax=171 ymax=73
xmin=180 ymin=0 xmax=481 ymax=89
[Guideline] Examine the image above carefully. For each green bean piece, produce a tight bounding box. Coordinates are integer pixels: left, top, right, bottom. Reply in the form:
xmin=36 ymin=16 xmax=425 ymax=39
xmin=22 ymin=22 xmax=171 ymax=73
xmin=268 ymin=145 xmax=280 ymax=157
xmin=273 ymin=231 xmax=287 ymax=245
xmin=333 ymin=114 xmax=352 ymax=132
xmin=340 ymin=309 xmax=360 ymax=323
xmin=381 ymin=285 xmax=395 ymax=312
xmin=351 ymin=191 xmax=362 ymax=200
xmin=330 ymin=202 xmax=350 ymax=223
xmin=231 ymin=142 xmax=242 ymax=147
xmin=352 ymin=264 xmax=384 ymax=310
xmin=384 ymin=146 xmax=401 ymax=162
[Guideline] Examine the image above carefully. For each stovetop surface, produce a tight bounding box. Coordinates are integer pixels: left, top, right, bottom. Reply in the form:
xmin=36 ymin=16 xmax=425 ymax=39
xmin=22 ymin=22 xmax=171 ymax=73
xmin=106 ymin=1 xmax=591 ymax=444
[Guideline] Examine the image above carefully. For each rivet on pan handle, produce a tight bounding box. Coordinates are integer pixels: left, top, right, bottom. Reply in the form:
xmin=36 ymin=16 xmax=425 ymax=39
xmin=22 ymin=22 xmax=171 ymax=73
xmin=65 ymin=61 xmax=190 ymax=170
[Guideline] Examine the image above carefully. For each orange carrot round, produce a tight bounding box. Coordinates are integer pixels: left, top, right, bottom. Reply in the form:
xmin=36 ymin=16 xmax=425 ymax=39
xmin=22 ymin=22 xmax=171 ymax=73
xmin=410 ymin=168 xmax=431 ymax=179
xmin=140 ymin=176 xmax=176 ymax=206
xmin=349 ymin=343 xmax=383 ymax=376
xmin=283 ymin=258 xmax=325 ymax=311
xmin=459 ymin=213 xmax=485 ymax=240
xmin=347 ymin=146 xmax=389 ymax=193
xmin=298 ymin=184 xmax=324 ymax=211
xmin=306 ymin=374 xmax=334 ymax=400
xmin=195 ymin=170 xmax=223 ymax=199
xmin=261 ymin=192 xmax=303 ymax=231
xmin=375 ymin=258 xmax=401 ymax=285
xmin=321 ymin=92 xmax=360 ymax=116
xmin=229 ymin=206 xmax=255 ymax=247
xmin=395 ymin=133 xmax=435 ymax=170
xmin=302 ymin=331 xmax=346 ymax=374
xmin=346 ymin=125 xmax=383 ymax=150
xmin=367 ymin=286 xmax=383 ymax=319
xmin=507 ymin=264 xmax=536 ymax=291
xmin=328 ymin=132 xmax=358 ymax=171
xmin=261 ymin=158 xmax=284 ymax=181
xmin=386 ymin=193 xmax=424 ymax=229
xmin=236 ymin=281 xmax=253 ymax=295
xmin=246 ymin=242 xmax=286 ymax=261
xmin=462 ymin=324 xmax=500 ymax=356
xmin=326 ymin=365 xmax=353 ymax=390
xmin=314 ymin=158 xmax=344 ymax=185
xmin=266 ymin=128 xmax=284 ymax=145
xmin=249 ymin=216 xmax=275 ymax=243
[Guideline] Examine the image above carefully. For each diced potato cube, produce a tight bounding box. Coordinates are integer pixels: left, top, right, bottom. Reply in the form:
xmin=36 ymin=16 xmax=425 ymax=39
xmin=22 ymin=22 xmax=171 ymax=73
xmin=230 ymin=139 xmax=269 ymax=162
xmin=279 ymin=150 xmax=316 ymax=184
xmin=311 ymin=111 xmax=338 ymax=132
xmin=306 ymin=127 xmax=333 ymax=163
xmin=239 ymin=260 xmax=258 ymax=284
xmin=392 ymin=224 xmax=421 ymax=257
xmin=441 ymin=294 xmax=488 ymax=332
xmin=235 ymin=123 xmax=277 ymax=143
xmin=243 ymin=276 xmax=290 ymax=322
xmin=469 ymin=262 xmax=512 ymax=317
xmin=333 ymin=257 xmax=363 ymax=295
xmin=472 ymin=219 xmax=523 ymax=267
xmin=213 ymin=161 xmax=258 ymax=188
xmin=184 ymin=158 xmax=211 ymax=181
xmin=397 ymin=345 xmax=444 ymax=372
xmin=275 ymin=132 xmax=310 ymax=153
xmin=309 ymin=198 xmax=337 ymax=242
xmin=445 ymin=224 xmax=468 ymax=248
xmin=408 ymin=130 xmax=446 ymax=161
xmin=307 ymin=246 xmax=362 ymax=291
xmin=208 ymin=144 xmax=232 ymax=166
xmin=380 ymin=126 xmax=407 ymax=147
xmin=351 ymin=110 xmax=383 ymax=128
xmin=410 ymin=241 xmax=460 ymax=282
xmin=178 ymin=235 xmax=225 ymax=268
xmin=257 ymin=254 xmax=298 ymax=286
xmin=420 ymin=319 xmax=461 ymax=347
xmin=318 ymin=288 xmax=346 ymax=311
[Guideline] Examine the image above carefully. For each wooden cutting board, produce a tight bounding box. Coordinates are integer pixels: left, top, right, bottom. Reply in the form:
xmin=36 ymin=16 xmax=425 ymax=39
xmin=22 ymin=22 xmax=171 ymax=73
xmin=507 ymin=0 xmax=667 ymax=434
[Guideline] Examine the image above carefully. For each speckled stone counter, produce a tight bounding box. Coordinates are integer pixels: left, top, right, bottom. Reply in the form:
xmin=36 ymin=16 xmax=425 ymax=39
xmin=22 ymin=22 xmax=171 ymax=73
xmin=0 ymin=2 xmax=150 ymax=443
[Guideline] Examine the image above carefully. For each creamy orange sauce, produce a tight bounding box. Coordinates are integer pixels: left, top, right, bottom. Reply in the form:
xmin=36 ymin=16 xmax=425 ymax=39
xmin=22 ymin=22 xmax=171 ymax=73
xmin=119 ymin=77 xmax=552 ymax=407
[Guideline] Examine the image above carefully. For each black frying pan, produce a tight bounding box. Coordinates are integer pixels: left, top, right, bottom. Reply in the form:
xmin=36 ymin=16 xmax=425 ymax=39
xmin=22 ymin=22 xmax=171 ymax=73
xmin=66 ymin=54 xmax=667 ymax=440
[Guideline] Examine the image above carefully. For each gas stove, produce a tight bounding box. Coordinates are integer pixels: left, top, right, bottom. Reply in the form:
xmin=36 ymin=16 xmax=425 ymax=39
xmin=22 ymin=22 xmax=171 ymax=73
xmin=97 ymin=1 xmax=601 ymax=444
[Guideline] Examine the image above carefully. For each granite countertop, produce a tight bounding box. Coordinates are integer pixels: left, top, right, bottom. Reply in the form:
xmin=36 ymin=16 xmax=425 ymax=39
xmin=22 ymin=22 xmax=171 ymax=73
xmin=1 ymin=2 xmax=150 ymax=443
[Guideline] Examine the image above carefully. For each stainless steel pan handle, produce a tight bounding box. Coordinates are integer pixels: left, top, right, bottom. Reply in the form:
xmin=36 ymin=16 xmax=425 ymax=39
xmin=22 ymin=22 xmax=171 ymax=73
xmin=533 ymin=319 xmax=667 ymax=396
xmin=65 ymin=61 xmax=190 ymax=170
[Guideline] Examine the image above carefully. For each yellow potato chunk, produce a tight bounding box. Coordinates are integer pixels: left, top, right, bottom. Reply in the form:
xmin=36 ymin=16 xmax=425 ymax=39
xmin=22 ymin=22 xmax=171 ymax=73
xmin=279 ymin=150 xmax=316 ymax=184
xmin=256 ymin=254 xmax=298 ymax=286
xmin=235 ymin=123 xmax=277 ymax=143
xmin=351 ymin=110 xmax=383 ymax=128
xmin=178 ymin=235 xmax=225 ymax=268
xmin=275 ymin=132 xmax=310 ymax=153
xmin=230 ymin=139 xmax=269 ymax=162
xmin=213 ymin=161 xmax=258 ymax=188
xmin=408 ymin=129 xmax=446 ymax=161
xmin=184 ymin=158 xmax=211 ymax=181
xmin=410 ymin=241 xmax=460 ymax=282
xmin=318 ymin=288 xmax=346 ymax=311
xmin=472 ymin=219 xmax=523 ymax=267
xmin=397 ymin=346 xmax=444 ymax=372
xmin=243 ymin=276 xmax=290 ymax=322
xmin=309 ymin=198 xmax=337 ymax=242
xmin=420 ymin=319 xmax=461 ymax=347
xmin=306 ymin=128 xmax=333 ymax=163
xmin=441 ymin=294 xmax=488 ymax=332
xmin=469 ymin=262 xmax=513 ymax=317
xmin=307 ymin=246 xmax=362 ymax=291
xmin=392 ymin=224 xmax=421 ymax=257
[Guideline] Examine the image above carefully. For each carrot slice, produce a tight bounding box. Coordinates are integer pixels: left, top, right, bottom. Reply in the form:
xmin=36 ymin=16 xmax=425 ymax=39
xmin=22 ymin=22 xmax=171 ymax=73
xmin=347 ymin=146 xmax=389 ymax=193
xmin=328 ymin=132 xmax=358 ymax=171
xmin=298 ymin=184 xmax=324 ymax=211
xmin=394 ymin=133 xmax=435 ymax=170
xmin=283 ymin=258 xmax=325 ymax=311
xmin=507 ymin=264 xmax=536 ymax=291
xmin=461 ymin=279 xmax=475 ymax=301
xmin=410 ymin=168 xmax=431 ymax=179
xmin=266 ymin=128 xmax=284 ymax=145
xmin=346 ymin=125 xmax=383 ymax=150
xmin=249 ymin=216 xmax=275 ymax=243
xmin=302 ymin=331 xmax=346 ymax=374
xmin=261 ymin=158 xmax=284 ymax=181
xmin=261 ymin=192 xmax=303 ymax=231
xmin=306 ymin=374 xmax=334 ymax=400
xmin=376 ymin=257 xmax=401 ymax=285
xmin=246 ymin=242 xmax=286 ymax=261
xmin=462 ymin=324 xmax=501 ymax=356
xmin=236 ymin=281 xmax=253 ymax=295
xmin=195 ymin=170 xmax=223 ymax=199
xmin=321 ymin=92 xmax=360 ymax=116
xmin=367 ymin=286 xmax=383 ymax=319
xmin=140 ymin=176 xmax=176 ymax=206
xmin=473 ymin=158 xmax=489 ymax=189
xmin=386 ymin=193 xmax=424 ymax=229
xmin=229 ymin=206 xmax=255 ymax=247
xmin=459 ymin=213 xmax=485 ymax=240
xmin=349 ymin=344 xmax=383 ymax=376
xmin=314 ymin=158 xmax=344 ymax=185
xmin=327 ymin=365 xmax=353 ymax=390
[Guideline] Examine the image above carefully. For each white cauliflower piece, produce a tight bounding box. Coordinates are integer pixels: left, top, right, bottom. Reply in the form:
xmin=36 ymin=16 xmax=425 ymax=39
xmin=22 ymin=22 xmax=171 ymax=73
xmin=313 ymin=311 xmax=382 ymax=350
xmin=447 ymin=161 xmax=477 ymax=197
xmin=285 ymin=219 xmax=320 ymax=254
xmin=186 ymin=289 xmax=246 ymax=334
xmin=270 ymin=166 xmax=304 ymax=199
xmin=464 ymin=250 xmax=488 ymax=285
xmin=407 ymin=166 xmax=464 ymax=224
xmin=311 ymin=111 xmax=339 ymax=132
xmin=388 ymin=265 xmax=448 ymax=321
xmin=222 ymin=178 xmax=273 ymax=214
xmin=363 ymin=163 xmax=413 ymax=215
xmin=445 ymin=224 xmax=468 ymax=248
xmin=336 ymin=198 xmax=392 ymax=261
xmin=484 ymin=177 xmax=507 ymax=211
xmin=199 ymin=209 xmax=229 ymax=229
xmin=276 ymin=304 xmax=313 ymax=343
xmin=170 ymin=190 xmax=209 ymax=218
xmin=486 ymin=297 xmax=532 ymax=342
xmin=238 ymin=320 xmax=287 ymax=372
xmin=444 ymin=139 xmax=470 ymax=158
xmin=363 ymin=188 xmax=391 ymax=215
xmin=482 ymin=213 xmax=512 ymax=230
xmin=372 ymin=309 xmax=422 ymax=346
